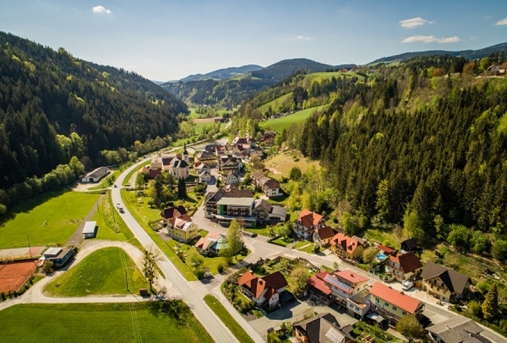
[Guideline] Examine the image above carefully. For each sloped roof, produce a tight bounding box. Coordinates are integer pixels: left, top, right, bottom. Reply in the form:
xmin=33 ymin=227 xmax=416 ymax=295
xmin=297 ymin=210 xmax=324 ymax=229
xmin=254 ymin=199 xmax=271 ymax=212
xmin=307 ymin=271 xmax=332 ymax=296
xmin=369 ymin=282 xmax=421 ymax=314
xmin=264 ymin=179 xmax=280 ymax=189
xmin=225 ymin=189 xmax=254 ymax=198
xmin=315 ymin=226 xmax=336 ymax=240
xmin=195 ymin=232 xmax=223 ymax=251
xmin=204 ymin=189 xmax=226 ymax=204
xmin=389 ymin=252 xmax=422 ymax=273
xmin=238 ymin=270 xmax=287 ymax=299
xmin=270 ymin=205 xmax=287 ymax=218
xmin=420 ymin=262 xmax=470 ymax=295
xmin=262 ymin=271 xmax=288 ymax=290
xmin=294 ymin=313 xmax=352 ymax=343
xmin=331 ymin=233 xmax=363 ymax=254
xmin=160 ymin=205 xmax=187 ymax=219
xmin=377 ymin=245 xmax=395 ymax=254
xmin=335 ymin=270 xmax=368 ymax=284
xmin=401 ymin=238 xmax=418 ymax=251
xmin=170 ymin=158 xmax=189 ymax=168
xmin=427 ymin=317 xmax=486 ymax=343
xmin=252 ymin=172 xmax=265 ymax=181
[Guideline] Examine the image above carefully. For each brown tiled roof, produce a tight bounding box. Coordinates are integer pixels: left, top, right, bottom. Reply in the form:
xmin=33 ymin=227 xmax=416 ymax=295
xmin=331 ymin=233 xmax=363 ymax=254
xmin=264 ymin=179 xmax=280 ymax=189
xmin=401 ymin=238 xmax=418 ymax=251
xmin=315 ymin=226 xmax=336 ymax=240
xmin=377 ymin=245 xmax=395 ymax=254
xmin=420 ymin=262 xmax=470 ymax=295
xmin=160 ymin=205 xmax=187 ymax=219
xmin=262 ymin=271 xmax=288 ymax=290
xmin=307 ymin=272 xmax=332 ymax=296
xmin=225 ymin=189 xmax=254 ymax=198
xmin=389 ymin=252 xmax=422 ymax=273
xmin=370 ymin=282 xmax=421 ymax=314
xmin=297 ymin=210 xmax=324 ymax=229
xmin=239 ymin=270 xmax=288 ymax=300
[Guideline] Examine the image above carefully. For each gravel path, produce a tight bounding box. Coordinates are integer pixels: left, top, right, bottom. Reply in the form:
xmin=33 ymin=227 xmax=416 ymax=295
xmin=64 ymin=194 xmax=104 ymax=247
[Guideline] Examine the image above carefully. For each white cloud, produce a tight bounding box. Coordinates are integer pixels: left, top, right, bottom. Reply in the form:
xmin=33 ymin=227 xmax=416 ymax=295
xmin=496 ymin=17 xmax=507 ymax=26
xmin=296 ymin=35 xmax=311 ymax=41
xmin=402 ymin=35 xmax=460 ymax=44
xmin=399 ymin=17 xmax=432 ymax=29
xmin=92 ymin=5 xmax=111 ymax=14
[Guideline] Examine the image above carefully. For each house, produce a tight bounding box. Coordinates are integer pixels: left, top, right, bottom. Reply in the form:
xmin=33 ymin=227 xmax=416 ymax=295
xmin=294 ymin=210 xmax=326 ymax=240
xmin=330 ymin=233 xmax=366 ymax=261
xmin=324 ymin=270 xmax=371 ymax=318
xmin=199 ymin=170 xmax=212 ymax=183
xmin=195 ymin=232 xmax=229 ymax=256
xmin=160 ymin=205 xmax=198 ymax=243
xmin=251 ymin=172 xmax=282 ymax=198
xmin=487 ymin=64 xmax=500 ymax=73
xmin=308 ymin=271 xmax=334 ymax=305
xmin=427 ymin=317 xmax=491 ymax=343
xmin=196 ymin=163 xmax=210 ymax=174
xmin=253 ymin=199 xmax=286 ymax=224
xmin=498 ymin=61 xmax=507 ymax=74
xmin=263 ymin=131 xmax=276 ymax=145
xmin=43 ymin=247 xmax=73 ymax=269
xmin=197 ymin=151 xmax=217 ymax=167
xmin=224 ymin=170 xmax=240 ymax=185
xmin=238 ymin=270 xmax=288 ymax=309
xmin=160 ymin=205 xmax=188 ymax=222
xmin=161 ymin=154 xmax=175 ymax=170
xmin=420 ymin=262 xmax=471 ymax=302
xmin=81 ymin=167 xmax=109 ymax=183
xmin=141 ymin=166 xmax=162 ymax=179
xmin=169 ymin=158 xmax=189 ymax=179
xmin=400 ymin=238 xmax=418 ymax=252
xmin=82 ymin=221 xmax=97 ymax=239
xmin=218 ymin=155 xmax=242 ymax=174
xmin=377 ymin=245 xmax=395 ymax=256
xmin=385 ymin=252 xmax=422 ymax=282
xmin=369 ymin=282 xmax=424 ymax=325
xmin=294 ymin=313 xmax=355 ymax=343
xmin=313 ymin=226 xmax=337 ymax=247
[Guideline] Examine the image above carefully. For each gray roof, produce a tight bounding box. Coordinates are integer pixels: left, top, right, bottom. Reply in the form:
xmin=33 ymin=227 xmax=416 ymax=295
xmin=420 ymin=262 xmax=470 ymax=294
xmin=217 ymin=197 xmax=254 ymax=207
xmin=85 ymin=166 xmax=108 ymax=178
xmin=294 ymin=313 xmax=353 ymax=343
xmin=82 ymin=221 xmax=97 ymax=234
xmin=427 ymin=317 xmax=489 ymax=343
xmin=254 ymin=199 xmax=271 ymax=212
xmin=270 ymin=205 xmax=287 ymax=218
xmin=171 ymin=158 xmax=188 ymax=168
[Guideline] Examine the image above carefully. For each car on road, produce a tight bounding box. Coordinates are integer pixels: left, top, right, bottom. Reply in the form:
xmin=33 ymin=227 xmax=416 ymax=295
xmin=113 ymin=184 xmax=117 ymax=188
xmin=402 ymin=279 xmax=414 ymax=291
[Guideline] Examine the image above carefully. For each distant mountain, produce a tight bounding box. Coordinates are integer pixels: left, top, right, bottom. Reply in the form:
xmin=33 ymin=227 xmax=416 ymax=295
xmin=177 ymin=64 xmax=263 ymax=83
xmin=371 ymin=41 xmax=507 ymax=64
xmin=161 ymin=58 xmax=352 ymax=107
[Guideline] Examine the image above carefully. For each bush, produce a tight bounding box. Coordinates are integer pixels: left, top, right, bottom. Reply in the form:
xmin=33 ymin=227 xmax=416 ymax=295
xmin=468 ymin=300 xmax=482 ymax=317
xmin=217 ymin=264 xmax=224 ymax=274
xmin=313 ymin=244 xmax=320 ymax=253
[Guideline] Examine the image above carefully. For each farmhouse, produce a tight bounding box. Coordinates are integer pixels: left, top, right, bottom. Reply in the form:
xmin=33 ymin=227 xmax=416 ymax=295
xmin=294 ymin=313 xmax=355 ymax=343
xmin=197 ymin=151 xmax=217 ymax=167
xmin=420 ymin=262 xmax=470 ymax=302
xmin=82 ymin=221 xmax=97 ymax=239
xmin=294 ymin=209 xmax=326 ymax=240
xmin=238 ymin=270 xmax=289 ymax=310
xmin=81 ymin=166 xmax=109 ymax=183
xmin=251 ymin=172 xmax=282 ymax=198
xmin=369 ymin=282 xmax=424 ymax=325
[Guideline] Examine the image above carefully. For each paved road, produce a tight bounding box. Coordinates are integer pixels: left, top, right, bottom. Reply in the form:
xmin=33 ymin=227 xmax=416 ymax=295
xmin=112 ymin=160 xmax=255 ymax=343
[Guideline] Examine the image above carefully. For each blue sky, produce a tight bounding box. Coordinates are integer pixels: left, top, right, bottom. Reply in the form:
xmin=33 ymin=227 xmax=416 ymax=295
xmin=1 ymin=0 xmax=506 ymax=81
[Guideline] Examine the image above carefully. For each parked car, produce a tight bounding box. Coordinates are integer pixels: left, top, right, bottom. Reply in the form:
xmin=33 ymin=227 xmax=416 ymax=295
xmin=402 ymin=279 xmax=414 ymax=291
xmin=251 ymin=233 xmax=258 ymax=238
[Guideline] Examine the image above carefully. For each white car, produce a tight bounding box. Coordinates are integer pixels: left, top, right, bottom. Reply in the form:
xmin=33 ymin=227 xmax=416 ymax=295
xmin=402 ymin=280 xmax=414 ymax=291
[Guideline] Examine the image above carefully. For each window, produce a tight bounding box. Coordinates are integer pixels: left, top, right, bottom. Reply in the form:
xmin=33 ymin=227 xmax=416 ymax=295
xmin=392 ymin=306 xmax=397 ymax=311
xmin=375 ymin=298 xmax=379 ymax=303
xmin=402 ymin=311 xmax=407 ymax=315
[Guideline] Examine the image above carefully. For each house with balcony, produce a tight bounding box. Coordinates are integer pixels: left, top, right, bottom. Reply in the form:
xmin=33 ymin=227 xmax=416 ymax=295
xmin=330 ymin=233 xmax=366 ymax=261
xmin=294 ymin=210 xmax=326 ymax=240
xmin=251 ymin=172 xmax=282 ymax=198
xmin=159 ymin=205 xmax=198 ymax=243
xmin=324 ymin=270 xmax=371 ymax=318
xmin=385 ymin=252 xmax=422 ymax=282
xmin=294 ymin=313 xmax=355 ymax=343
xmin=224 ymin=170 xmax=240 ymax=186
xmin=253 ymin=199 xmax=286 ymax=224
xmin=369 ymin=282 xmax=424 ymax=325
xmin=238 ymin=270 xmax=288 ymax=310
xmin=213 ymin=189 xmax=255 ymax=227
xmin=427 ymin=317 xmax=491 ymax=343
xmin=204 ymin=189 xmax=227 ymax=218
xmin=197 ymin=151 xmax=217 ymax=167
xmin=218 ymin=155 xmax=242 ymax=174
xmin=420 ymin=262 xmax=471 ymax=302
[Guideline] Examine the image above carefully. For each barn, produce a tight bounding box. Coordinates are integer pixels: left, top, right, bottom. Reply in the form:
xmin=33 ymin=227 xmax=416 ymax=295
xmin=81 ymin=167 xmax=109 ymax=183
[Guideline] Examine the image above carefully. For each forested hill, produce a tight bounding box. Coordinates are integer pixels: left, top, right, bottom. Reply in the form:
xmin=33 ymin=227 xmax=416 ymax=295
xmin=161 ymin=58 xmax=352 ymax=107
xmin=178 ymin=64 xmax=263 ymax=82
xmin=0 ymin=31 xmax=187 ymax=201
xmin=371 ymin=41 xmax=507 ymax=64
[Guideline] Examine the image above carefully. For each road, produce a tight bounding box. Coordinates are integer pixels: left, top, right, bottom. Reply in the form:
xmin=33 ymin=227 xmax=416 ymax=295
xmin=112 ymin=160 xmax=249 ymax=343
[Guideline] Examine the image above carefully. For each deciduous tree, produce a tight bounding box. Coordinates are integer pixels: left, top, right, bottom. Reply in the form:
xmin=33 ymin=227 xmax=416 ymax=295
xmin=395 ymin=315 xmax=425 ymax=342
xmin=143 ymin=249 xmax=159 ymax=292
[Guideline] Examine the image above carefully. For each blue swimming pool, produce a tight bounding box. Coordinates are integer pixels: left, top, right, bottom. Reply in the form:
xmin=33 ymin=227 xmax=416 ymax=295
xmin=376 ymin=253 xmax=387 ymax=260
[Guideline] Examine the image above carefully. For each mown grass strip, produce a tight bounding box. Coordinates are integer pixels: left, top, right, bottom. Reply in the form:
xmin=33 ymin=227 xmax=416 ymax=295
xmin=204 ymin=294 xmax=256 ymax=343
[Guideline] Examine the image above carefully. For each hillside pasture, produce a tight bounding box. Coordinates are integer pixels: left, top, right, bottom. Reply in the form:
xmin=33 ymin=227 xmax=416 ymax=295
xmin=264 ymin=151 xmax=320 ymax=179
xmin=260 ymin=104 xmax=328 ymax=133
xmin=304 ymin=71 xmax=365 ymax=83
xmin=0 ymin=302 xmax=213 ymax=343
xmin=0 ymin=190 xmax=100 ymax=249
xmin=257 ymin=92 xmax=292 ymax=114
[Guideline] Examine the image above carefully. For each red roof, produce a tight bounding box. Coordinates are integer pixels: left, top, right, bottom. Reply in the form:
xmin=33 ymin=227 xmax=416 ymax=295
xmin=315 ymin=226 xmax=336 ymax=240
xmin=297 ymin=210 xmax=324 ymax=229
xmin=378 ymin=245 xmax=394 ymax=254
xmin=331 ymin=233 xmax=363 ymax=254
xmin=307 ymin=271 xmax=332 ymax=295
xmin=335 ymin=270 xmax=368 ymax=284
xmin=238 ymin=270 xmax=288 ymax=300
xmin=370 ymin=282 xmax=421 ymax=314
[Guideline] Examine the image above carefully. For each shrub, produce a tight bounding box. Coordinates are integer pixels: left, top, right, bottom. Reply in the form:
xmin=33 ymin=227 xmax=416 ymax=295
xmin=217 ymin=264 xmax=224 ymax=274
xmin=468 ymin=300 xmax=482 ymax=317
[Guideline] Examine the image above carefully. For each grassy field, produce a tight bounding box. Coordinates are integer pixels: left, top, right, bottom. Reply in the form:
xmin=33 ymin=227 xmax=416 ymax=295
xmin=260 ymin=104 xmax=329 ymax=133
xmin=0 ymin=302 xmax=213 ymax=343
xmin=121 ymin=189 xmax=197 ymax=281
xmin=264 ymin=151 xmax=321 ymax=179
xmin=122 ymin=160 xmax=150 ymax=186
xmin=204 ymin=294 xmax=255 ymax=343
xmin=195 ymin=121 xmax=222 ymax=134
xmin=304 ymin=71 xmax=365 ymax=83
xmin=45 ymin=247 xmax=147 ymax=296
xmin=91 ymin=192 xmax=142 ymax=249
xmin=0 ymin=190 xmax=100 ymax=249
xmin=257 ymin=92 xmax=293 ymax=114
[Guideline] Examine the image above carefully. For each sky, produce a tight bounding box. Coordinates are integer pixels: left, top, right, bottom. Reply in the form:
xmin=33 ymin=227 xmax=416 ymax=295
xmin=1 ymin=0 xmax=507 ymax=81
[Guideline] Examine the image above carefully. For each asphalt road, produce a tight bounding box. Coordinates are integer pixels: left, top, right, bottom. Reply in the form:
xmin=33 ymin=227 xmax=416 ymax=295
xmin=112 ymin=160 xmax=240 ymax=343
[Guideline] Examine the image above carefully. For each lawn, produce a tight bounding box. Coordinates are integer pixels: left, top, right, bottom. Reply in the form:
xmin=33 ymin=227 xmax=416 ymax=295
xmin=257 ymin=92 xmax=293 ymax=114
xmin=259 ymin=104 xmax=329 ymax=133
xmin=0 ymin=190 xmax=101 ymax=249
xmin=91 ymin=192 xmax=142 ymax=249
xmin=264 ymin=151 xmax=321 ymax=179
xmin=204 ymin=295 xmax=255 ymax=343
xmin=44 ymin=247 xmax=147 ymax=296
xmin=195 ymin=121 xmax=222 ymax=134
xmin=0 ymin=302 xmax=213 ymax=343
xmin=271 ymin=237 xmax=290 ymax=247
xmin=303 ymin=71 xmax=365 ymax=83
xmin=352 ymin=322 xmax=403 ymax=343
xmin=121 ymin=189 xmax=197 ymax=281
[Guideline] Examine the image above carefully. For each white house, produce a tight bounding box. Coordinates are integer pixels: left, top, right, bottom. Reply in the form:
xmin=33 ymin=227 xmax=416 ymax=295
xmin=238 ymin=270 xmax=288 ymax=310
xmin=81 ymin=167 xmax=109 ymax=183
xmin=82 ymin=221 xmax=97 ymax=239
xmin=224 ymin=170 xmax=240 ymax=185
